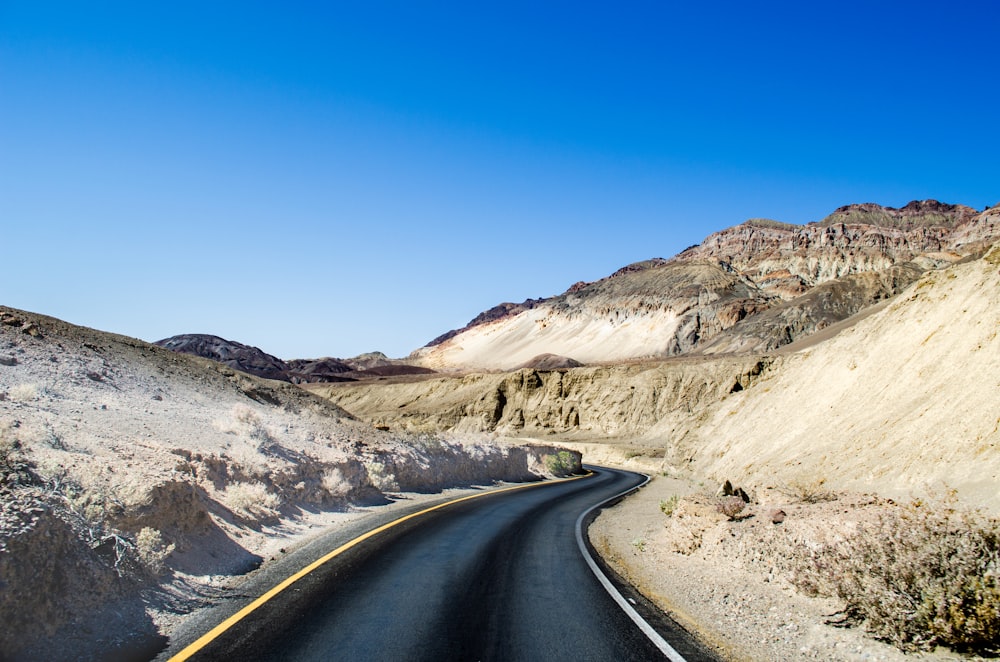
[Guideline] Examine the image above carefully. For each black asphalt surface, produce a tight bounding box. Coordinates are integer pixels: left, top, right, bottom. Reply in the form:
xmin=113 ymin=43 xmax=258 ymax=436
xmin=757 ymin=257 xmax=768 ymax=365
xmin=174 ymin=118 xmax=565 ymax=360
xmin=169 ymin=467 xmax=716 ymax=662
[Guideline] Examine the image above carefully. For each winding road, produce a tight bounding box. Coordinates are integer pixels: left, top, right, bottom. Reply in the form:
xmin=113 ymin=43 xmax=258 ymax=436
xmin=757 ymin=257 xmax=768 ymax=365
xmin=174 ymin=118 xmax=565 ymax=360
xmin=163 ymin=467 xmax=716 ymax=661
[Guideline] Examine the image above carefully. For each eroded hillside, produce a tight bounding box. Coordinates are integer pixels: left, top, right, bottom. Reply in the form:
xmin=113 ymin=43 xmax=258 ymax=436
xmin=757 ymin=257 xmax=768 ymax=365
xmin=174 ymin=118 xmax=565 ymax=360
xmin=662 ymin=242 xmax=1000 ymax=509
xmin=309 ymin=356 xmax=770 ymax=438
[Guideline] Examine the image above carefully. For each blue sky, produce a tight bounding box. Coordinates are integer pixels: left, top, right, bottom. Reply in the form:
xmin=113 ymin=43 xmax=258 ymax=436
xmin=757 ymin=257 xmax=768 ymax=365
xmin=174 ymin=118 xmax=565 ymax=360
xmin=2 ymin=2 xmax=998 ymax=359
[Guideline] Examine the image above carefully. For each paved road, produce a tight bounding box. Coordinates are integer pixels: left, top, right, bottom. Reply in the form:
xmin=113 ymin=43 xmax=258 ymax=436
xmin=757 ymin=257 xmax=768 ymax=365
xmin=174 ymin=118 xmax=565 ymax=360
xmin=169 ymin=467 xmax=716 ymax=661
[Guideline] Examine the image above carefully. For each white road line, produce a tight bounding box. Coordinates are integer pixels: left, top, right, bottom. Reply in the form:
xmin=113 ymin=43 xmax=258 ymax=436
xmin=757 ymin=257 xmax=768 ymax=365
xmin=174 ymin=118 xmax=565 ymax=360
xmin=574 ymin=470 xmax=689 ymax=662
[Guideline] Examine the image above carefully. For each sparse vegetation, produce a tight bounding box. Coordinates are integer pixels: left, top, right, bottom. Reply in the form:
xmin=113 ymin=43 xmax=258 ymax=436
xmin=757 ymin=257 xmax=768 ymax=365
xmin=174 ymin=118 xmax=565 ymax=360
xmin=660 ymin=495 xmax=679 ymax=516
xmin=544 ymin=450 xmax=576 ymax=476
xmin=8 ymin=383 xmax=40 ymax=402
xmin=364 ymin=461 xmax=399 ymax=492
xmin=780 ymin=477 xmax=838 ymax=504
xmin=321 ymin=466 xmax=353 ymax=498
xmin=791 ymin=494 xmax=1000 ymax=652
xmin=135 ymin=527 xmax=175 ymax=575
xmin=222 ymin=481 xmax=281 ymax=520
xmin=218 ymin=405 xmax=275 ymax=450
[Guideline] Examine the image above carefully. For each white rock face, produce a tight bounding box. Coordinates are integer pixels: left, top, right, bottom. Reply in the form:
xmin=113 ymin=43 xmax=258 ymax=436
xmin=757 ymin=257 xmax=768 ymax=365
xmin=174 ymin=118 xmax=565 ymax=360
xmin=413 ymin=306 xmax=681 ymax=371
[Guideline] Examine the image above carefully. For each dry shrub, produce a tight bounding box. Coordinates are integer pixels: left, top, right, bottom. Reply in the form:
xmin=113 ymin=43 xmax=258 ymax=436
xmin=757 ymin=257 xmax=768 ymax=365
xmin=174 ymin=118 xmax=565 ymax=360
xmin=222 ymin=481 xmax=281 ymax=520
xmin=781 ymin=477 xmax=838 ymax=503
xmin=135 ymin=527 xmax=175 ymax=575
xmin=791 ymin=495 xmax=1000 ymax=652
xmin=364 ymin=461 xmax=398 ymax=492
xmin=321 ymin=467 xmax=353 ymax=498
xmin=544 ymin=450 xmax=577 ymax=476
xmin=218 ymin=405 xmax=274 ymax=450
xmin=8 ymin=383 xmax=40 ymax=402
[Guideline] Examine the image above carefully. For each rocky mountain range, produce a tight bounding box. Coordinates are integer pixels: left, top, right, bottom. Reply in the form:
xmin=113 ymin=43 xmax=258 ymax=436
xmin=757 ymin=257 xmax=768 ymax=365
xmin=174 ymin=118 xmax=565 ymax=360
xmin=412 ymin=200 xmax=999 ymax=371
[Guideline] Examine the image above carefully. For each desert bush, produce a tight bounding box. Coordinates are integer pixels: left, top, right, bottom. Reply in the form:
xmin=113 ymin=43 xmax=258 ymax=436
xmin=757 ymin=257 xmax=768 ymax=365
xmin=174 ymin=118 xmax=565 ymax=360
xmin=412 ymin=433 xmax=446 ymax=453
xmin=791 ymin=495 xmax=1000 ymax=652
xmin=219 ymin=405 xmax=274 ymax=450
xmin=321 ymin=467 xmax=353 ymax=498
xmin=660 ymin=495 xmax=679 ymax=517
xmin=544 ymin=450 xmax=576 ymax=476
xmin=364 ymin=461 xmax=399 ymax=492
xmin=135 ymin=527 xmax=175 ymax=575
xmin=781 ymin=477 xmax=838 ymax=503
xmin=716 ymin=496 xmax=747 ymax=520
xmin=8 ymin=383 xmax=40 ymax=402
xmin=222 ymin=481 xmax=281 ymax=520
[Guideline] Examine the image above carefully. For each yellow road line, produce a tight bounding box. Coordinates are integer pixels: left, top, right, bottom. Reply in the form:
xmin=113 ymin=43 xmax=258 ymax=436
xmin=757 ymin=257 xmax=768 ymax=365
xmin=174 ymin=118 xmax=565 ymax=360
xmin=169 ymin=471 xmax=592 ymax=661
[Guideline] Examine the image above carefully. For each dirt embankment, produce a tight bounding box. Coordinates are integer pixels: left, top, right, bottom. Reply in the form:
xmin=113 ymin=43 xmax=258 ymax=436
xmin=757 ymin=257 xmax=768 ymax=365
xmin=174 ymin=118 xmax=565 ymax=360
xmin=308 ymin=355 xmax=772 ymax=439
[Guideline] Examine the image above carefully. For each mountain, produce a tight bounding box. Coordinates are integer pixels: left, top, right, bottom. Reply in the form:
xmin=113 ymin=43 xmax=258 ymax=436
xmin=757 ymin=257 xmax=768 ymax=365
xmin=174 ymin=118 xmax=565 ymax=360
xmin=154 ymin=335 xmax=433 ymax=383
xmin=412 ymin=201 xmax=999 ymax=371
xmin=154 ymin=333 xmax=294 ymax=381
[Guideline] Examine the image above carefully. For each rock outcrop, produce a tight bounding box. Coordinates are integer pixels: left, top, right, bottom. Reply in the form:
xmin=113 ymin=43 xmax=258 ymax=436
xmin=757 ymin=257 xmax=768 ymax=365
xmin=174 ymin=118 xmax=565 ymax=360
xmin=308 ymin=355 xmax=771 ymax=437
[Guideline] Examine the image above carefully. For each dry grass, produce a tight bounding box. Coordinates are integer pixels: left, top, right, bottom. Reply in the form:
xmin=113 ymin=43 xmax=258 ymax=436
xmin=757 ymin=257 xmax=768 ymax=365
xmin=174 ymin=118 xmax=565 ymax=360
xmin=8 ymin=383 xmax=41 ymax=402
xmin=791 ymin=494 xmax=1000 ymax=652
xmin=780 ymin=477 xmax=838 ymax=504
xmin=135 ymin=527 xmax=175 ymax=576
xmin=221 ymin=481 xmax=281 ymax=521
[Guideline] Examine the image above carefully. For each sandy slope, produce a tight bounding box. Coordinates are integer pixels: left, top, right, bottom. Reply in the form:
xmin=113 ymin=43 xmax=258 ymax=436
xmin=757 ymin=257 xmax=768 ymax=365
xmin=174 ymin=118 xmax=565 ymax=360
xmin=665 ymin=244 xmax=1000 ymax=511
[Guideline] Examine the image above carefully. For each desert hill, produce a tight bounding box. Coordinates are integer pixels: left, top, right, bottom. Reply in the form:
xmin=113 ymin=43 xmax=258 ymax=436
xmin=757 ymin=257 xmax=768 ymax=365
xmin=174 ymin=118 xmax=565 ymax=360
xmin=413 ymin=201 xmax=999 ymax=371
xmin=314 ymin=241 xmax=1000 ymax=512
xmin=0 ymin=307 xmax=574 ymax=660
xmin=155 ymin=334 xmax=434 ymax=384
xmin=662 ymin=241 xmax=1000 ymax=508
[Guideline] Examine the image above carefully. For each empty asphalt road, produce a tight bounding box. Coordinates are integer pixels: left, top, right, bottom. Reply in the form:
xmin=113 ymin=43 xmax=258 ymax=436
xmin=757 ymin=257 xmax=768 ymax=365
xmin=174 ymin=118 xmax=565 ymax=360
xmin=165 ymin=467 xmax=716 ymax=662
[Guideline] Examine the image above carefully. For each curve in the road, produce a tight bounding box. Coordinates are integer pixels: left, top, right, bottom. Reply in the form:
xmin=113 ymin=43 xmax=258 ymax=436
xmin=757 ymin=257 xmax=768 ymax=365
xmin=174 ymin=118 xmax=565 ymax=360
xmin=167 ymin=467 xmax=715 ymax=662
xmin=575 ymin=472 xmax=687 ymax=662
xmin=168 ymin=474 xmax=591 ymax=662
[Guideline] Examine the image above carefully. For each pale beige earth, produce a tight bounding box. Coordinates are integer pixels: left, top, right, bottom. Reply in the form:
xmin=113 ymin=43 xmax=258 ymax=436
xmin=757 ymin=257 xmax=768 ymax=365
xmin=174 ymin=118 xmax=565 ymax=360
xmin=656 ymin=243 xmax=1000 ymax=512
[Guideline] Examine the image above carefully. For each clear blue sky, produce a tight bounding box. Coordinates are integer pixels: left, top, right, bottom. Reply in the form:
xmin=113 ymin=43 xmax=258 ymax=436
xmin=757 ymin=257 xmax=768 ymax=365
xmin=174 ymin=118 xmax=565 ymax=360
xmin=2 ymin=2 xmax=998 ymax=359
